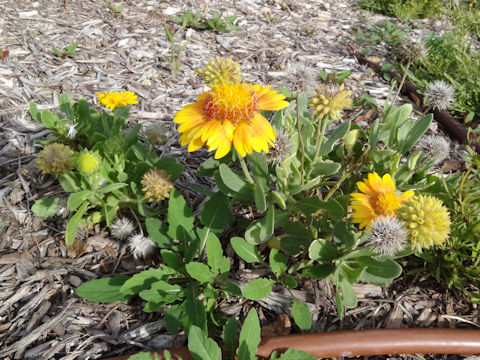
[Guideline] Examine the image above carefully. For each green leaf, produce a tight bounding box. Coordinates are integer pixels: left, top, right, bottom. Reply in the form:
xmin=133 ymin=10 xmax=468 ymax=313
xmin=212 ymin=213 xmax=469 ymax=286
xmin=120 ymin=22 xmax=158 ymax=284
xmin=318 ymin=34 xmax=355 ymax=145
xmin=98 ymin=183 xmax=128 ymax=194
xmin=139 ymin=280 xmax=182 ymax=307
xmin=206 ymin=232 xmax=223 ymax=273
xmin=339 ymin=277 xmax=357 ymax=308
xmin=291 ymin=298 xmax=312 ymax=331
xmin=223 ymin=282 xmax=242 ymax=296
xmin=29 ymin=101 xmax=40 ymax=122
xmin=400 ymin=113 xmax=433 ymax=154
xmin=185 ymin=262 xmax=215 ymax=284
xmin=301 ymin=264 xmax=334 ymax=279
xmin=319 ymin=120 xmax=351 ymax=156
xmin=188 ymin=326 xmax=222 ymax=360
xmin=253 ymin=183 xmax=267 ymax=213
xmin=269 ymin=249 xmax=287 ymax=278
xmin=58 ymin=94 xmax=73 ymax=121
xmin=160 ymin=249 xmax=185 ymax=273
xmin=58 ymin=173 xmax=81 ymax=192
xmin=308 ymin=239 xmax=338 ymax=262
xmin=242 ymin=278 xmax=274 ymax=300
xmin=197 ymin=157 xmax=221 ymax=176
xmin=282 ymin=275 xmax=297 ymax=289
xmin=333 ymin=221 xmax=355 ymax=249
xmin=230 ymin=237 xmax=262 ymax=263
xmin=297 ymin=197 xmax=345 ymax=220
xmin=310 ymin=161 xmax=341 ymax=177
xmin=40 ymin=110 xmax=59 ymax=129
xmin=244 ymin=204 xmax=275 ymax=244
xmin=31 ymin=197 xmax=60 ymax=218
xmin=183 ymin=291 xmax=207 ymax=332
xmin=167 ymin=188 xmax=195 ymax=243
xmin=75 ymin=274 xmax=131 ymax=302
xmin=65 ymin=201 xmax=88 ymax=246
xmin=356 ymin=256 xmax=402 ymax=285
xmin=155 ymin=157 xmax=184 ymax=181
xmin=199 ymin=192 xmax=233 ymax=233
xmin=126 ymin=352 xmax=161 ymax=360
xmin=67 ymin=190 xmax=92 ymax=211
xmin=368 ymin=118 xmax=380 ymax=148
xmin=272 ymin=348 xmax=317 ymax=360
xmin=146 ymin=217 xmax=171 ymax=248
xmin=120 ymin=268 xmax=172 ymax=295
xmin=222 ymin=317 xmax=238 ymax=360
xmin=217 ymin=164 xmax=249 ymax=194
xmin=237 ymin=308 xmax=261 ymax=360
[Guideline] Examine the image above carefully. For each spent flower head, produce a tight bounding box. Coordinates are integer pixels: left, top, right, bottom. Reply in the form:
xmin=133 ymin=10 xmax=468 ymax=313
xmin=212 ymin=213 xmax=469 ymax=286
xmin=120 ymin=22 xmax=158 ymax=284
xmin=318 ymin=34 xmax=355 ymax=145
xmin=174 ymin=82 xmax=288 ymax=159
xmin=266 ymin=129 xmax=294 ymax=165
xmin=142 ymin=122 xmax=169 ymax=145
xmin=396 ymin=195 xmax=451 ymax=252
xmin=197 ymin=57 xmax=243 ymax=86
xmin=128 ymin=233 xmax=157 ymax=259
xmin=76 ymin=150 xmax=101 ymax=174
xmin=141 ymin=168 xmax=173 ymax=202
xmin=286 ymin=61 xmax=318 ymax=93
xmin=310 ymin=83 xmax=352 ymax=121
xmin=110 ymin=217 xmax=135 ymax=241
xmin=96 ymin=91 xmax=138 ymax=110
xmin=350 ymin=172 xmax=414 ymax=230
xmin=398 ymin=36 xmax=428 ymax=63
xmin=36 ymin=143 xmax=75 ymax=175
xmin=424 ymin=80 xmax=456 ymax=111
xmin=416 ymin=134 xmax=450 ymax=164
xmin=367 ymin=215 xmax=408 ymax=257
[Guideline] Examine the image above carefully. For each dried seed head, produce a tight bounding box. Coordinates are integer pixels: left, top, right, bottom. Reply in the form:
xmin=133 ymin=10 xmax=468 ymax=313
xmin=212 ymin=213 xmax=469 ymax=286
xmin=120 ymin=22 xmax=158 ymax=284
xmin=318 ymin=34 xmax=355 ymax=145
xmin=36 ymin=143 xmax=75 ymax=175
xmin=141 ymin=168 xmax=173 ymax=202
xmin=266 ymin=129 xmax=294 ymax=165
xmin=398 ymin=36 xmax=428 ymax=63
xmin=416 ymin=135 xmax=450 ymax=164
xmin=128 ymin=233 xmax=157 ymax=259
xmin=367 ymin=215 xmax=408 ymax=257
xmin=110 ymin=217 xmax=135 ymax=241
xmin=142 ymin=122 xmax=169 ymax=145
xmin=286 ymin=61 xmax=318 ymax=93
xmin=424 ymin=80 xmax=456 ymax=111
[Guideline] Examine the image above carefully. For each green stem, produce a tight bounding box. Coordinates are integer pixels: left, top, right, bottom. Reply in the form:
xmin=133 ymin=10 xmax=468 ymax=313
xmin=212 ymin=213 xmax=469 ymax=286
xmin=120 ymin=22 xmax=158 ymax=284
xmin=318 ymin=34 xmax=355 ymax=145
xmin=384 ymin=60 xmax=411 ymax=118
xmin=324 ymin=170 xmax=351 ymax=202
xmin=238 ymin=156 xmax=255 ymax=185
xmin=310 ymin=116 xmax=329 ymax=172
xmin=296 ymin=95 xmax=306 ymax=186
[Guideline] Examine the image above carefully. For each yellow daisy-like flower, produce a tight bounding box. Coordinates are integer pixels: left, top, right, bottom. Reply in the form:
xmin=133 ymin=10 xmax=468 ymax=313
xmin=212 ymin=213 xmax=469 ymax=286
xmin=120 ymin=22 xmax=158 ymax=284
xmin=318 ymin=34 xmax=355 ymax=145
xmin=174 ymin=83 xmax=289 ymax=159
xmin=96 ymin=91 xmax=139 ymax=110
xmin=350 ymin=172 xmax=414 ymax=230
xmin=76 ymin=151 xmax=101 ymax=174
xmin=36 ymin=143 xmax=74 ymax=175
xmin=310 ymin=83 xmax=352 ymax=120
xmin=197 ymin=57 xmax=243 ymax=86
xmin=141 ymin=168 xmax=173 ymax=202
xmin=396 ymin=195 xmax=451 ymax=252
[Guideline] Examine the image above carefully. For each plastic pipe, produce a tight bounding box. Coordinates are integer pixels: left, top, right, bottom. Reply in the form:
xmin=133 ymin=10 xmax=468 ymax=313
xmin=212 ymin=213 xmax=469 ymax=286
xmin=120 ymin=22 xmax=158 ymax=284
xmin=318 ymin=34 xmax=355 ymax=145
xmin=103 ymin=328 xmax=480 ymax=359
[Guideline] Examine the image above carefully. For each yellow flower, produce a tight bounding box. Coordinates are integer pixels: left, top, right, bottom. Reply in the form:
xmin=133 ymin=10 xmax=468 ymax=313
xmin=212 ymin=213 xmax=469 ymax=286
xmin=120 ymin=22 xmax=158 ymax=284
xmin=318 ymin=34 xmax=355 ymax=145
xmin=310 ymin=83 xmax=352 ymax=120
xmin=396 ymin=195 xmax=451 ymax=252
xmin=350 ymin=172 xmax=413 ymax=230
xmin=141 ymin=168 xmax=173 ymax=202
xmin=36 ymin=143 xmax=74 ymax=174
xmin=76 ymin=151 xmax=100 ymax=174
xmin=96 ymin=91 xmax=138 ymax=110
xmin=174 ymin=83 xmax=289 ymax=159
xmin=197 ymin=57 xmax=243 ymax=86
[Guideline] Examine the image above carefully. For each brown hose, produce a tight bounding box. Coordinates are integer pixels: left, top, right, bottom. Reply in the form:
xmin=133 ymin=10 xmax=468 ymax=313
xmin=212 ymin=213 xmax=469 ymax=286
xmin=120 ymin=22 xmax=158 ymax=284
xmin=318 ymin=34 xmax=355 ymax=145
xmin=103 ymin=328 xmax=480 ymax=359
xmin=351 ymin=48 xmax=480 ymax=153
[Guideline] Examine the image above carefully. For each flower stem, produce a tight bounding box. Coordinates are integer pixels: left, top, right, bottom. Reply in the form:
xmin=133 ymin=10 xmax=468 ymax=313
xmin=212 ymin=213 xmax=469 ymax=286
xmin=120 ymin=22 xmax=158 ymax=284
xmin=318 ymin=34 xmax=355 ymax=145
xmin=324 ymin=170 xmax=351 ymax=202
xmin=385 ymin=60 xmax=411 ymax=118
xmin=239 ymin=156 xmax=255 ymax=185
xmin=309 ymin=116 xmax=329 ymax=176
xmin=296 ymin=95 xmax=306 ymax=186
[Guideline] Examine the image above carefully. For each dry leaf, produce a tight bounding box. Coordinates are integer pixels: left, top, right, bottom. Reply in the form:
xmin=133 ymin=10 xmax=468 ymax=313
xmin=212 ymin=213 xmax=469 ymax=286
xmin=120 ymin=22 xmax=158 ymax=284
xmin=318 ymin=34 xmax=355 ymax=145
xmin=261 ymin=313 xmax=291 ymax=337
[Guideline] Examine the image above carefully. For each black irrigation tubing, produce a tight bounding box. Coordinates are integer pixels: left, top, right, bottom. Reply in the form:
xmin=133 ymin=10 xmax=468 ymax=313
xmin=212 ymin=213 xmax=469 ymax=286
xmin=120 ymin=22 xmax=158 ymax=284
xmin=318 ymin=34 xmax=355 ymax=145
xmin=350 ymin=47 xmax=480 ymax=154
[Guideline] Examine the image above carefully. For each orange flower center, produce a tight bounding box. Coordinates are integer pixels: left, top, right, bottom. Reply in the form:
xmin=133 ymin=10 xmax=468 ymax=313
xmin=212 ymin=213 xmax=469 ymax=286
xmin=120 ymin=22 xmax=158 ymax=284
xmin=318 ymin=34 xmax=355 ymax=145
xmin=203 ymin=83 xmax=259 ymax=124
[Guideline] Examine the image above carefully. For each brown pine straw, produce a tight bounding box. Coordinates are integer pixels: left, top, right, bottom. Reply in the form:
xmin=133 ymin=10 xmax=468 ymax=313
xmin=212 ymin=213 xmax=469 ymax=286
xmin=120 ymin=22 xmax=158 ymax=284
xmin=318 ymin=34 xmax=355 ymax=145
xmin=103 ymin=328 xmax=480 ymax=359
xmin=349 ymin=47 xmax=480 ymax=154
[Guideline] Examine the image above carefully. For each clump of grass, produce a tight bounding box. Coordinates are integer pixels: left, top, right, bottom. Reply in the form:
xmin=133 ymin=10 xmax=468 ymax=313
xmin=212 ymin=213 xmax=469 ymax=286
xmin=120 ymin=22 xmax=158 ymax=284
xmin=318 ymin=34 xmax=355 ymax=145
xmin=356 ymin=0 xmax=445 ymax=19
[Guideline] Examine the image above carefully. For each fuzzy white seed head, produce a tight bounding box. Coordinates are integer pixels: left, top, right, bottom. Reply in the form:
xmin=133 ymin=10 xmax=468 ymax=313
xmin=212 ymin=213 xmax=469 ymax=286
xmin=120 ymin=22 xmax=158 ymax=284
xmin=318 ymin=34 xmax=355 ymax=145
xmin=424 ymin=80 xmax=456 ymax=111
xmin=286 ymin=61 xmax=318 ymax=93
xmin=416 ymin=135 xmax=450 ymax=164
xmin=128 ymin=233 xmax=157 ymax=259
xmin=110 ymin=217 xmax=135 ymax=241
xmin=367 ymin=216 xmax=407 ymax=257
xmin=266 ymin=129 xmax=294 ymax=165
xmin=398 ymin=36 xmax=428 ymax=63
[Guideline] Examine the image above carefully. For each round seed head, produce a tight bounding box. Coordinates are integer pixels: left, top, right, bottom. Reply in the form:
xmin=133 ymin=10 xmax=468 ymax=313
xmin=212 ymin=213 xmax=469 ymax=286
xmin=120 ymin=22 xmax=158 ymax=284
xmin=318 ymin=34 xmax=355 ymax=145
xmin=367 ymin=215 xmax=408 ymax=257
xmin=309 ymin=83 xmax=353 ymax=121
xmin=416 ymin=135 xmax=450 ymax=164
xmin=398 ymin=36 xmax=428 ymax=63
xmin=128 ymin=233 xmax=157 ymax=259
xmin=142 ymin=122 xmax=169 ymax=145
xmin=110 ymin=217 xmax=135 ymax=241
xmin=424 ymin=80 xmax=456 ymax=111
xmin=141 ymin=168 xmax=173 ymax=202
xmin=197 ymin=57 xmax=243 ymax=86
xmin=36 ymin=143 xmax=75 ymax=175
xmin=286 ymin=61 xmax=318 ymax=93
xmin=266 ymin=129 xmax=294 ymax=165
